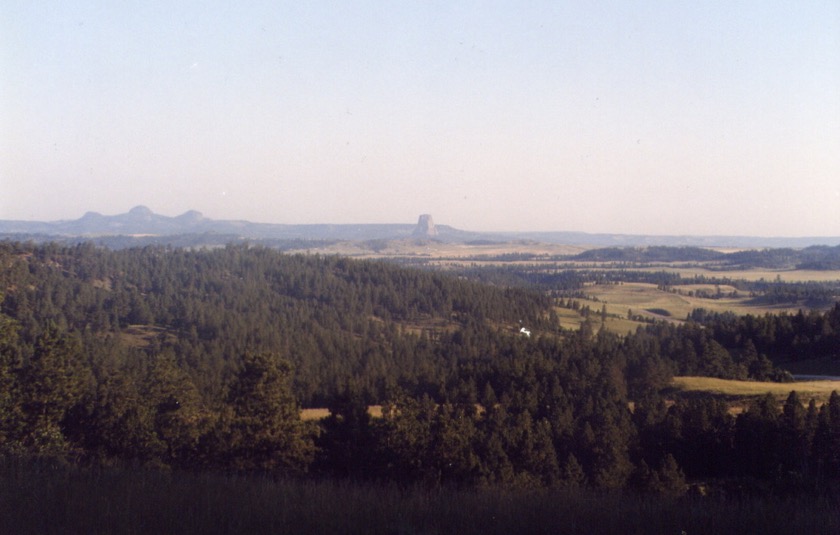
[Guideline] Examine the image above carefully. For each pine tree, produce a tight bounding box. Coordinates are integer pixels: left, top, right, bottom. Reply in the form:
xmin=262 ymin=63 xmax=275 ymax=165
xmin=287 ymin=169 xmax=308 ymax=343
xmin=825 ymin=391 xmax=840 ymax=476
xmin=429 ymin=403 xmax=481 ymax=485
xmin=559 ymin=453 xmax=587 ymax=489
xmin=376 ymin=391 xmax=437 ymax=483
xmin=216 ymin=352 xmax=316 ymax=473
xmin=18 ymin=325 xmax=90 ymax=454
xmin=316 ymin=384 xmax=376 ymax=478
xmin=654 ymin=454 xmax=687 ymax=496
xmin=67 ymin=370 xmax=163 ymax=462
xmin=735 ymin=393 xmax=780 ymax=478
xmin=144 ymin=352 xmax=208 ymax=467
xmin=0 ymin=311 xmax=22 ymax=449
xmin=588 ymin=401 xmax=635 ymax=489
xmin=779 ymin=391 xmax=808 ymax=474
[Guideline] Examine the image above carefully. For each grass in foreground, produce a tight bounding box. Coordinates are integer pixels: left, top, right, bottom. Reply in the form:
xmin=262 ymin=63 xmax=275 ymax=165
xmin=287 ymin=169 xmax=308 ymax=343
xmin=1 ymin=459 xmax=838 ymax=535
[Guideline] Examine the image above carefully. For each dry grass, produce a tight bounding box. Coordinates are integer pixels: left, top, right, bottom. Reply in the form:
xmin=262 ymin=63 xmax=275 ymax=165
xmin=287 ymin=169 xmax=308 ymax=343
xmin=300 ymin=405 xmax=383 ymax=421
xmin=578 ymin=282 xmax=815 ymax=324
xmin=119 ymin=324 xmax=177 ymax=349
xmin=644 ymin=266 xmax=840 ymax=283
xmin=601 ymin=316 xmax=643 ymax=335
xmin=285 ymin=239 xmax=840 ymax=283
xmin=671 ymin=376 xmax=840 ymax=404
xmin=554 ymin=307 xmax=586 ymax=330
xmin=288 ymin=241 xmax=840 ymax=337
xmin=300 ymin=408 xmax=331 ymax=421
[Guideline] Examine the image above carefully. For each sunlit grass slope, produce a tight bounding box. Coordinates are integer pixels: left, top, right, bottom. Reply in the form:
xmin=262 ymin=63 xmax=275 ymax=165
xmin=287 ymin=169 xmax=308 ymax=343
xmin=671 ymin=376 xmax=840 ymax=405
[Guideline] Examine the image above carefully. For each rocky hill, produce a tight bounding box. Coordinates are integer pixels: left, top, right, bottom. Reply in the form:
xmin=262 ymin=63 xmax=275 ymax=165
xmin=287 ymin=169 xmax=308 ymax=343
xmin=0 ymin=207 xmax=477 ymax=244
xmin=2 ymin=207 xmax=840 ymax=248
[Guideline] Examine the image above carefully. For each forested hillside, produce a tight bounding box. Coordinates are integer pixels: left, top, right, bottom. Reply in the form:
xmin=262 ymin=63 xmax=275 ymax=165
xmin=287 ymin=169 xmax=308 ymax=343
xmin=571 ymin=244 xmax=840 ymax=269
xmin=0 ymin=242 xmax=551 ymax=403
xmin=2 ymin=241 xmax=840 ymax=493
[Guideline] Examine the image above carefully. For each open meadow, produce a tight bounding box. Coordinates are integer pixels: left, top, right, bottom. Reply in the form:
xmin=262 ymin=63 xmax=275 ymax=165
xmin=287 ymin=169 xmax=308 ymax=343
xmin=577 ymin=281 xmax=821 ymax=334
xmin=286 ymin=240 xmax=840 ymax=336
xmin=670 ymin=376 xmax=840 ymax=407
xmin=555 ymin=278 xmax=840 ymax=335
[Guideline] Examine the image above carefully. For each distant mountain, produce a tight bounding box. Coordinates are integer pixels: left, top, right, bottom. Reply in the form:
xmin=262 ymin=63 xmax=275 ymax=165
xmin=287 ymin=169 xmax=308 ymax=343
xmin=2 ymin=206 xmax=839 ymax=248
xmin=0 ymin=206 xmax=481 ymax=243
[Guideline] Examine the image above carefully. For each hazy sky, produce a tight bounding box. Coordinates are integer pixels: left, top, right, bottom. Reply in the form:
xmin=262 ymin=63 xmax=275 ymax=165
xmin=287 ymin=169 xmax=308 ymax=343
xmin=2 ymin=2 xmax=839 ymax=236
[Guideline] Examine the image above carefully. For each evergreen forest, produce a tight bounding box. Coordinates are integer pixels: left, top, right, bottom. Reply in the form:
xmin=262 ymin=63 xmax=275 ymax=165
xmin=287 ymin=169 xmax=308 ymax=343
xmin=2 ymin=241 xmax=840 ymax=532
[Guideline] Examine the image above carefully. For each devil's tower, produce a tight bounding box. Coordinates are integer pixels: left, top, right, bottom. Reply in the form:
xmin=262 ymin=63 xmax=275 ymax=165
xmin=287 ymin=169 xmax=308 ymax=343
xmin=412 ymin=214 xmax=438 ymax=237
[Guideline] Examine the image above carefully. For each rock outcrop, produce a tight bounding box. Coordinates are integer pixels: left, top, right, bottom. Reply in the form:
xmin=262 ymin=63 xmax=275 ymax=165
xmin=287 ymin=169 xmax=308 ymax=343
xmin=412 ymin=214 xmax=438 ymax=237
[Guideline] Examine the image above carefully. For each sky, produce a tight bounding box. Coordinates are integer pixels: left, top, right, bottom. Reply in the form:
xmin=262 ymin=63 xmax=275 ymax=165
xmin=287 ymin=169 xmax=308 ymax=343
xmin=2 ymin=1 xmax=839 ymax=237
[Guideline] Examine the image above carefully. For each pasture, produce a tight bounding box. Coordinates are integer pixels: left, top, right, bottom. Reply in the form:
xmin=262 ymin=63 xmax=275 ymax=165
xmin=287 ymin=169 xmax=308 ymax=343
xmin=284 ymin=238 xmax=840 ymax=334
xmin=648 ymin=266 xmax=840 ymax=283
xmin=301 ymin=406 xmax=383 ymax=421
xmin=670 ymin=376 xmax=840 ymax=407
xmin=565 ymin=280 xmax=838 ymax=335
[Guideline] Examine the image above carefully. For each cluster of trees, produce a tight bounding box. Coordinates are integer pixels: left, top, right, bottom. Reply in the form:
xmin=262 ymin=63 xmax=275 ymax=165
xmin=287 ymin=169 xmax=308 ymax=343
xmin=573 ymin=246 xmax=722 ymax=264
xmin=0 ymin=323 xmax=315 ymax=473
xmin=0 ymin=241 xmax=553 ymax=405
xmin=425 ymin=244 xmax=840 ymax=270
xmin=452 ymin=266 xmax=684 ymax=295
xmin=0 ymin=305 xmax=678 ymax=488
xmin=635 ymin=391 xmax=840 ymax=489
xmin=743 ymin=280 xmax=839 ymax=307
xmin=689 ymin=307 xmax=840 ymax=364
xmin=318 ymin=384 xmax=840 ymax=493
xmin=1 ymin=241 xmax=840 ymax=494
xmin=570 ymin=245 xmax=840 ymax=270
xmin=449 ymin=262 xmax=840 ymax=309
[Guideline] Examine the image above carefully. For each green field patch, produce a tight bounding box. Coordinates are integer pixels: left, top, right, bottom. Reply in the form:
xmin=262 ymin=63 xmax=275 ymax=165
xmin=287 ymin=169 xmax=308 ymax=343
xmin=583 ymin=283 xmax=694 ymax=320
xmin=553 ymin=303 xmax=647 ymax=335
xmin=581 ymin=282 xmax=817 ymax=320
xmin=554 ymin=306 xmax=585 ymax=330
xmin=601 ymin=316 xmax=646 ymax=335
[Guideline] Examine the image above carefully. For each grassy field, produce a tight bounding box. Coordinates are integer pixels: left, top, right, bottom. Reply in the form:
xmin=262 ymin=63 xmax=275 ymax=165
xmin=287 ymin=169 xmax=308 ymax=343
xmin=555 ymin=307 xmax=646 ymax=335
xmin=587 ymin=282 xmax=816 ymax=317
xmin=670 ymin=376 xmax=840 ymax=406
xmin=560 ymin=280 xmax=835 ymax=335
xmin=285 ymin=239 xmax=840 ymax=336
xmin=301 ymin=406 xmax=383 ymax=421
xmin=287 ymin=239 xmax=840 ymax=284
xmin=292 ymin=239 xmax=838 ymax=351
xmin=648 ymin=266 xmax=840 ymax=283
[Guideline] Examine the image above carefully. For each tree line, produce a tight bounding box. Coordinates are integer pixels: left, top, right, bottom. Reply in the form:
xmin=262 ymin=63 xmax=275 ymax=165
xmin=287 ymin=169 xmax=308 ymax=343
xmin=2 ymin=241 xmax=840 ymax=494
